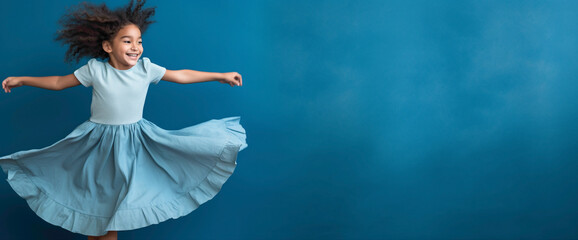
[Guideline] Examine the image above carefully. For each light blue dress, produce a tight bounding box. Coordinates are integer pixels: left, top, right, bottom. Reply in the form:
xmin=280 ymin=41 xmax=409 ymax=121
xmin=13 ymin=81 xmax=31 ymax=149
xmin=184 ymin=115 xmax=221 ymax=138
xmin=0 ymin=58 xmax=247 ymax=236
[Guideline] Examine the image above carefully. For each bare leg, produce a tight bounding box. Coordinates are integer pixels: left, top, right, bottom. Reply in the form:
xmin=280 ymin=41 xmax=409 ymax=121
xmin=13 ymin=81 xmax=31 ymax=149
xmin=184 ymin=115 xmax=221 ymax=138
xmin=87 ymin=231 xmax=118 ymax=240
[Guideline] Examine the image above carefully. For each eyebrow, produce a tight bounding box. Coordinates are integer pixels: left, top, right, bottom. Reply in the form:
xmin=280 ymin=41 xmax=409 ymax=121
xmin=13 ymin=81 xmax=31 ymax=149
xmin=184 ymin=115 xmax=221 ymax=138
xmin=120 ymin=36 xmax=142 ymax=39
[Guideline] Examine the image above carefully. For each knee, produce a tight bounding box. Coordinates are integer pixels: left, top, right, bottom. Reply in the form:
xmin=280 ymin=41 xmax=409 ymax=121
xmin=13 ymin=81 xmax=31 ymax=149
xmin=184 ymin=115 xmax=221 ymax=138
xmin=87 ymin=231 xmax=117 ymax=240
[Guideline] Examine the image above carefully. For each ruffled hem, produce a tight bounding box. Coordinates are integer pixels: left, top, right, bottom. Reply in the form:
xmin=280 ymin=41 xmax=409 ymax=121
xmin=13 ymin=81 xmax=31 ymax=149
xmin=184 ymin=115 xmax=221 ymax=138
xmin=0 ymin=117 xmax=247 ymax=236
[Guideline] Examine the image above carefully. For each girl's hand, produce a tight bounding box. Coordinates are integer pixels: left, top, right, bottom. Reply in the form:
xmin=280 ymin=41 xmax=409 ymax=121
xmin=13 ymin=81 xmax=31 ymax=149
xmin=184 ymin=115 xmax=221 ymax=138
xmin=219 ymin=72 xmax=243 ymax=87
xmin=2 ymin=77 xmax=23 ymax=93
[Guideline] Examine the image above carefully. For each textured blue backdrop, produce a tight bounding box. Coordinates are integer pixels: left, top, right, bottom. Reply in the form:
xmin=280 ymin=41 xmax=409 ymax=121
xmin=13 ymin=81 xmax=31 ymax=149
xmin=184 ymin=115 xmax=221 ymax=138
xmin=1 ymin=0 xmax=578 ymax=239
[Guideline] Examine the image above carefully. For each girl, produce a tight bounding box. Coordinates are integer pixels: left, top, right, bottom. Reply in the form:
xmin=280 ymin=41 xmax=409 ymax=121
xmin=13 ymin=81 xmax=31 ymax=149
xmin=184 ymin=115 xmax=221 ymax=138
xmin=0 ymin=0 xmax=247 ymax=239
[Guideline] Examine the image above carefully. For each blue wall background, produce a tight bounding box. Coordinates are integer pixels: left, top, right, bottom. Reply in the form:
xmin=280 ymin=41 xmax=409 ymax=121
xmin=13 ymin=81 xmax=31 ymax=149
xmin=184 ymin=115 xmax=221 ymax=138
xmin=1 ymin=0 xmax=578 ymax=239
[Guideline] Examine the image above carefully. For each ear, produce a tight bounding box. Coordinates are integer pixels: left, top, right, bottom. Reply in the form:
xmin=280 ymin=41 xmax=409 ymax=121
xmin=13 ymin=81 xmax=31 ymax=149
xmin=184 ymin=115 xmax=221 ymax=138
xmin=102 ymin=41 xmax=112 ymax=53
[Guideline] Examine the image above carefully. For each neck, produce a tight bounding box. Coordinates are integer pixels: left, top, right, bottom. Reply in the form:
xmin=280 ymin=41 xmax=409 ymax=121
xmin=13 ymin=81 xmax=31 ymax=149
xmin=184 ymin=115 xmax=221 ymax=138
xmin=107 ymin=58 xmax=133 ymax=70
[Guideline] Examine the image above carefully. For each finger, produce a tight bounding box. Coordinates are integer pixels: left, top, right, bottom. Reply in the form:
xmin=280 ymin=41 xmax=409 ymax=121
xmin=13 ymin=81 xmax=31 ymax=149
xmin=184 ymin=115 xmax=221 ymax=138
xmin=229 ymin=76 xmax=239 ymax=86
xmin=237 ymin=74 xmax=243 ymax=86
xmin=3 ymin=80 xmax=10 ymax=92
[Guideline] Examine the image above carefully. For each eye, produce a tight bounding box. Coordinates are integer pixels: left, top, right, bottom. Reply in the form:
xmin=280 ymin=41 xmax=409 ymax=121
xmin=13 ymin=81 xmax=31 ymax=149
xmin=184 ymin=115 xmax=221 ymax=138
xmin=138 ymin=41 xmax=143 ymax=44
xmin=124 ymin=41 xmax=131 ymax=44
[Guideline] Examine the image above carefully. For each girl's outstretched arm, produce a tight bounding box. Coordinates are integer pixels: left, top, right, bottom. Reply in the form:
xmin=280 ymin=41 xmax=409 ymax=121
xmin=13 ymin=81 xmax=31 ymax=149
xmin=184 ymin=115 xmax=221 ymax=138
xmin=2 ymin=74 xmax=81 ymax=93
xmin=162 ymin=70 xmax=242 ymax=87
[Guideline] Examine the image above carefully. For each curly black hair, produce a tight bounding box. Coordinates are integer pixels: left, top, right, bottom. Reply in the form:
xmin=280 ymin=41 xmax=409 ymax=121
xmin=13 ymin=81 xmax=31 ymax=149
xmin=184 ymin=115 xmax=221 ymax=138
xmin=55 ymin=0 xmax=156 ymax=63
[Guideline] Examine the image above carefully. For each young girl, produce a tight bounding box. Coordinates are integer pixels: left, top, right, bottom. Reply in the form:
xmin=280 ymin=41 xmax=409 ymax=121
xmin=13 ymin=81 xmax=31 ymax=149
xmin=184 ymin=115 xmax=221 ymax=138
xmin=0 ymin=0 xmax=247 ymax=239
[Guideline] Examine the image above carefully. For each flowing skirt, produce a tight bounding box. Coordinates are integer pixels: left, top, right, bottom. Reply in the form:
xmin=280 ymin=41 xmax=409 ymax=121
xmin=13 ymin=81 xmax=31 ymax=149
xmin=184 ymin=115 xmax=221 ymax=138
xmin=0 ymin=117 xmax=247 ymax=236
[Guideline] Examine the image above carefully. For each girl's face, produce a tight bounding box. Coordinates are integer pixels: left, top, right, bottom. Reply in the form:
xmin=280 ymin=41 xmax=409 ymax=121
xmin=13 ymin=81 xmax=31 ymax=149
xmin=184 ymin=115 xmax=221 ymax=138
xmin=102 ymin=24 xmax=143 ymax=70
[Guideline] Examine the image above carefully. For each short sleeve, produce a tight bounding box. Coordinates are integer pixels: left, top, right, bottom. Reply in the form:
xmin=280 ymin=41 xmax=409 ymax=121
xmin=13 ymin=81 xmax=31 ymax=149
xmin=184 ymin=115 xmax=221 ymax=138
xmin=142 ymin=57 xmax=166 ymax=84
xmin=74 ymin=59 xmax=99 ymax=87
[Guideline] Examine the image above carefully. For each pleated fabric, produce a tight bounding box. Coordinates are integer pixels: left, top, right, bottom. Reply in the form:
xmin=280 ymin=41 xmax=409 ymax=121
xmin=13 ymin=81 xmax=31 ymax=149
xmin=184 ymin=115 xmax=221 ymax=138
xmin=0 ymin=117 xmax=247 ymax=236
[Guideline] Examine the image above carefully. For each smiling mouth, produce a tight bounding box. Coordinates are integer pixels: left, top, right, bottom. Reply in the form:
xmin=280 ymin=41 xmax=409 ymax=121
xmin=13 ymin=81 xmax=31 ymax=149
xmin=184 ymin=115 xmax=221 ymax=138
xmin=127 ymin=53 xmax=139 ymax=57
